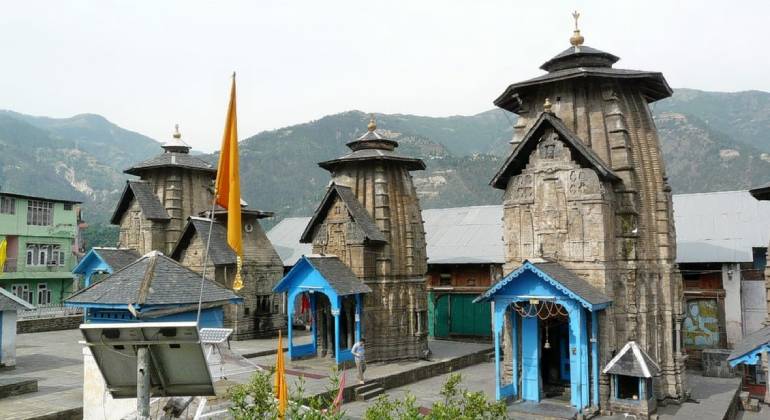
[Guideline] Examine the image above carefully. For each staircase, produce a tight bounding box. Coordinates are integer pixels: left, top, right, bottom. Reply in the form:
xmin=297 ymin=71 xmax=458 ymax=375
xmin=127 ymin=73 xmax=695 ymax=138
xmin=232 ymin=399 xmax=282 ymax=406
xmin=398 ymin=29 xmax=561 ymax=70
xmin=354 ymin=381 xmax=385 ymax=401
xmin=543 ymin=383 xmax=571 ymax=402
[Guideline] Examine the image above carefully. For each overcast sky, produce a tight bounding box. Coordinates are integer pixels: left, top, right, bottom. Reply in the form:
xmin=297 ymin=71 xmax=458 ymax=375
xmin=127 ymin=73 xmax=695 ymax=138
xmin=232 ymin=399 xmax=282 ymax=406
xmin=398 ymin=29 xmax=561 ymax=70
xmin=1 ymin=0 xmax=768 ymax=152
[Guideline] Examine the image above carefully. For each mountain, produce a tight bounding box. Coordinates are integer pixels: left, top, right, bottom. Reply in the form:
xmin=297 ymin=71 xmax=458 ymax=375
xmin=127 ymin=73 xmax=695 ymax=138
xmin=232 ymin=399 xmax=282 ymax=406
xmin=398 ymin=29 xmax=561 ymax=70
xmin=3 ymin=88 xmax=770 ymax=248
xmin=653 ymin=89 xmax=770 ymax=153
xmin=0 ymin=111 xmax=160 ymax=223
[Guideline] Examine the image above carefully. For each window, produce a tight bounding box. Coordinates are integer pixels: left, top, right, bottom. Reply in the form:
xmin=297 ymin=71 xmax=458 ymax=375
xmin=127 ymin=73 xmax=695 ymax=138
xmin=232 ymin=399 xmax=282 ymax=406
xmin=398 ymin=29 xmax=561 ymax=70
xmin=256 ymin=295 xmax=272 ymax=314
xmin=27 ymin=200 xmax=53 ymax=226
xmin=25 ymin=244 xmax=64 ymax=266
xmin=37 ymin=283 xmax=51 ymax=305
xmin=39 ymin=247 xmax=48 ymax=265
xmin=0 ymin=196 xmax=15 ymax=214
xmin=11 ymin=284 xmax=32 ymax=303
xmin=439 ymin=273 xmax=452 ymax=286
xmin=63 ymin=203 xmax=73 ymax=211
xmin=26 ymin=245 xmax=36 ymax=265
xmin=617 ymin=375 xmax=640 ymax=400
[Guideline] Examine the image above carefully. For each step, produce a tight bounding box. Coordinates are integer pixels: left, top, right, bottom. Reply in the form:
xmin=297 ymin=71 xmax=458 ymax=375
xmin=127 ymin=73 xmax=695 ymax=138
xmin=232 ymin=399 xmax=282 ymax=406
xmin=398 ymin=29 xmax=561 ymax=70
xmin=355 ymin=382 xmax=382 ymax=395
xmin=0 ymin=378 xmax=38 ymax=399
xmin=356 ymin=387 xmax=385 ymax=401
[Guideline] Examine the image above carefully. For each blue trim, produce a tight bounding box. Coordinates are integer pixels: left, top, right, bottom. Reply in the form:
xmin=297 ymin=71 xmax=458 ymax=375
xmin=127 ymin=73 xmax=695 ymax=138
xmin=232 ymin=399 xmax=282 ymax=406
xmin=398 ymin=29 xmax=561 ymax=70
xmin=729 ymin=343 xmax=770 ymax=367
xmin=521 ymin=315 xmax=540 ymax=402
xmin=475 ymin=261 xmax=611 ymax=311
xmin=591 ymin=310 xmax=599 ymax=408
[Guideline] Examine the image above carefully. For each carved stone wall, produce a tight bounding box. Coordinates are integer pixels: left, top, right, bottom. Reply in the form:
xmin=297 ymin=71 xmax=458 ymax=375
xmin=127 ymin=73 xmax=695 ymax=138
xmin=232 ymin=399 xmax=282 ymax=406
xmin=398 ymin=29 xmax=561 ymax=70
xmin=503 ymin=78 xmax=685 ymax=403
xmin=117 ymin=200 xmax=165 ymax=255
xmin=309 ymin=161 xmax=429 ymax=362
xmin=176 ymin=216 xmax=285 ymax=339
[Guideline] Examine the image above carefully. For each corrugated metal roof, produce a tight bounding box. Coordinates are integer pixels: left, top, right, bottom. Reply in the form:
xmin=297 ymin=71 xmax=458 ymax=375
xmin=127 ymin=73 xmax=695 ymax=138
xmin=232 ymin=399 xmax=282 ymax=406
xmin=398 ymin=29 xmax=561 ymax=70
xmin=267 ymin=217 xmax=313 ymax=267
xmin=268 ymin=191 xmax=770 ymax=267
xmin=268 ymin=205 xmax=504 ymax=266
xmin=673 ymin=190 xmax=770 ymax=263
xmin=422 ymin=205 xmax=504 ymax=264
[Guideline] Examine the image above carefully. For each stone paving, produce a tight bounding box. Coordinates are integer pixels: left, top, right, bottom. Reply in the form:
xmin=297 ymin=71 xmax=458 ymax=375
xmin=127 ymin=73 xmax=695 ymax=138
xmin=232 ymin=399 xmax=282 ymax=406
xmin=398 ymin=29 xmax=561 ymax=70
xmin=0 ymin=328 xmax=747 ymax=420
xmin=657 ymin=373 xmax=741 ymax=420
xmin=231 ymin=339 xmax=493 ymax=399
xmin=341 ymin=361 xmax=497 ymax=419
xmin=0 ymin=329 xmax=84 ymax=420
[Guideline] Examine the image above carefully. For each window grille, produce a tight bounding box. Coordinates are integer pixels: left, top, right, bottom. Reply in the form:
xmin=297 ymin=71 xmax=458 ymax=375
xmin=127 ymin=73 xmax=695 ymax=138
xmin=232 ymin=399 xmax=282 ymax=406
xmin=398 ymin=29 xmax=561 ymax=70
xmin=27 ymin=200 xmax=53 ymax=226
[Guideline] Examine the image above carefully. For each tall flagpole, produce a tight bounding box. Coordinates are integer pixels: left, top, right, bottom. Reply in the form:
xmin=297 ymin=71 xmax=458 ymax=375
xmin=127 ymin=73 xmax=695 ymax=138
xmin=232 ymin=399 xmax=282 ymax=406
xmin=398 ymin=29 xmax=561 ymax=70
xmin=196 ymin=72 xmax=237 ymax=326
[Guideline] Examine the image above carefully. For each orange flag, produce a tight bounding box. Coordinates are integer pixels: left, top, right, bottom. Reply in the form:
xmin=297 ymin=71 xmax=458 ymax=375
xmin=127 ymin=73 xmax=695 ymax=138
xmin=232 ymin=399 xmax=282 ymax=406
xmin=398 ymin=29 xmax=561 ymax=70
xmin=215 ymin=74 xmax=243 ymax=290
xmin=275 ymin=330 xmax=289 ymax=418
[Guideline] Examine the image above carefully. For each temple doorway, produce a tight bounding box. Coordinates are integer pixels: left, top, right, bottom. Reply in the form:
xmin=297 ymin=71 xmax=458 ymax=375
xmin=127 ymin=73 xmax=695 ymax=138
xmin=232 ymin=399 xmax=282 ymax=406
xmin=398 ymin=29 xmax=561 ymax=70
xmin=539 ymin=307 xmax=571 ymax=402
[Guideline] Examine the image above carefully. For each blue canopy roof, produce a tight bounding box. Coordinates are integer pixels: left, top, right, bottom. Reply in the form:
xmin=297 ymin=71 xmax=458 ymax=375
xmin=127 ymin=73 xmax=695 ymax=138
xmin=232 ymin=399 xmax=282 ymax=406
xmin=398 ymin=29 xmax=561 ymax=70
xmin=273 ymin=255 xmax=371 ymax=297
xmin=475 ymin=259 xmax=611 ymax=311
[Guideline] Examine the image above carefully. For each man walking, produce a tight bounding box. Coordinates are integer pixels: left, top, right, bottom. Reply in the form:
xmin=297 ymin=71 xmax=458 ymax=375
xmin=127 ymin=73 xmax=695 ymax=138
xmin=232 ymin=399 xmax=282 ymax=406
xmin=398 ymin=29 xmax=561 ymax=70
xmin=350 ymin=338 xmax=366 ymax=384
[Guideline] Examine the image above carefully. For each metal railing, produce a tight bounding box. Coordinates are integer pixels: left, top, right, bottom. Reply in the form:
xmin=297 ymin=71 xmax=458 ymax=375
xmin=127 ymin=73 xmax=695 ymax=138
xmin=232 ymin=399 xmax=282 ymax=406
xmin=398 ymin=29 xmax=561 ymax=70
xmin=17 ymin=303 xmax=83 ymax=320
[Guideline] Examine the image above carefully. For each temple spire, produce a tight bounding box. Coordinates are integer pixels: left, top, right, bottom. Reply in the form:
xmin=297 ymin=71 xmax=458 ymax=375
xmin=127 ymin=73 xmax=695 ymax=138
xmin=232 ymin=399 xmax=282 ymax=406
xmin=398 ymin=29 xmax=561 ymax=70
xmin=570 ymin=10 xmax=585 ymax=47
xmin=367 ymin=114 xmax=377 ymax=132
xmin=161 ymin=123 xmax=192 ymax=153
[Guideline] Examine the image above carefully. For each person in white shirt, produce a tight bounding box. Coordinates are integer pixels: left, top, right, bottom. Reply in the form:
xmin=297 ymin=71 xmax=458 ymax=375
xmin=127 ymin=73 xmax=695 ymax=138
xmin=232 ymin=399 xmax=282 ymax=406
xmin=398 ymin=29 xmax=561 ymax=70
xmin=350 ymin=338 xmax=366 ymax=384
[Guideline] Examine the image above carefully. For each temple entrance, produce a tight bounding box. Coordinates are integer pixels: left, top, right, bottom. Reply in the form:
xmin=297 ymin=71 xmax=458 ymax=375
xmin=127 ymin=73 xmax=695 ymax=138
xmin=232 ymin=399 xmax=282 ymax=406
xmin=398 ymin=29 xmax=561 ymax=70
xmin=478 ymin=260 xmax=611 ymax=411
xmin=313 ymin=294 xmax=357 ymax=358
xmin=539 ymin=308 xmax=571 ymax=402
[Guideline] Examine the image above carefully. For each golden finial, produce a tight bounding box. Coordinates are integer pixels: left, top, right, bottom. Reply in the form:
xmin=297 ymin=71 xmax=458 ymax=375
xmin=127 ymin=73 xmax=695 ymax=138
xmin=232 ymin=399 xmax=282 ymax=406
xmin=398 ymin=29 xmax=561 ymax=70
xmin=544 ymin=98 xmax=553 ymax=113
xmin=173 ymin=124 xmax=181 ymax=139
xmin=367 ymin=114 xmax=377 ymax=132
xmin=570 ymin=10 xmax=584 ymax=47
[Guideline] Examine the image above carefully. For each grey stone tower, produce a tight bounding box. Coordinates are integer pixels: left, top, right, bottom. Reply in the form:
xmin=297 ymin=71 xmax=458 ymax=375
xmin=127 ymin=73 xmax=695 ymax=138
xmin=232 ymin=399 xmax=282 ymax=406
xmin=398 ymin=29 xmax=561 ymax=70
xmin=491 ymin=21 xmax=686 ymax=403
xmin=301 ymin=116 xmax=430 ymax=362
xmin=112 ymin=126 xmax=216 ymax=255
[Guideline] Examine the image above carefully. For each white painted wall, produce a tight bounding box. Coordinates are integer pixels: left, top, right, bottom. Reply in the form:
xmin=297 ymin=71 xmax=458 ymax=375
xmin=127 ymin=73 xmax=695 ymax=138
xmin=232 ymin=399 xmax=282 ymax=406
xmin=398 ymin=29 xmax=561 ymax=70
xmin=82 ymin=346 xmax=136 ymax=420
xmin=722 ymin=263 xmax=743 ymax=348
xmin=0 ymin=310 xmax=17 ymax=367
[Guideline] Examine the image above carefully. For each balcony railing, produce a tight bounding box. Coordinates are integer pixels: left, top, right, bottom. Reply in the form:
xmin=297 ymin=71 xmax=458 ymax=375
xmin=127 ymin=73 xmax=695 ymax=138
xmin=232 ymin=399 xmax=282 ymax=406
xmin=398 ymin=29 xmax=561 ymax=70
xmin=17 ymin=303 xmax=83 ymax=320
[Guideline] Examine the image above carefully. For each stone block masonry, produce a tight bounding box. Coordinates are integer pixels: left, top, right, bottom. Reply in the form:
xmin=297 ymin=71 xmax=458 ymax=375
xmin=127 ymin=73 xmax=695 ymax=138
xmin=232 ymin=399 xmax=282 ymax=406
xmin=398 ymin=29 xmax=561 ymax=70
xmin=17 ymin=315 xmax=81 ymax=334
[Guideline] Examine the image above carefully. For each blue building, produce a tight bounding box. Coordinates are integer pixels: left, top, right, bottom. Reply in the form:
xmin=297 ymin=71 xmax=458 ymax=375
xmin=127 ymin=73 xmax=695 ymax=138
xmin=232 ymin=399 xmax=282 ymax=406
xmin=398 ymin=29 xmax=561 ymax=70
xmin=65 ymin=251 xmax=242 ymax=328
xmin=475 ymin=259 xmax=611 ymax=412
xmin=273 ymin=255 xmax=371 ymax=365
xmin=71 ymin=247 xmax=140 ymax=288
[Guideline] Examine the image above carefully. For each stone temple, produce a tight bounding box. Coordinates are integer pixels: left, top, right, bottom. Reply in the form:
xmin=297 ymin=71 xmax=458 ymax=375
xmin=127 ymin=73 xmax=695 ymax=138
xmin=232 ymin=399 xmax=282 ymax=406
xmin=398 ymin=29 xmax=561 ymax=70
xmin=276 ymin=116 xmax=430 ymax=363
xmin=477 ymin=16 xmax=687 ymax=416
xmin=109 ymin=126 xmax=285 ymax=339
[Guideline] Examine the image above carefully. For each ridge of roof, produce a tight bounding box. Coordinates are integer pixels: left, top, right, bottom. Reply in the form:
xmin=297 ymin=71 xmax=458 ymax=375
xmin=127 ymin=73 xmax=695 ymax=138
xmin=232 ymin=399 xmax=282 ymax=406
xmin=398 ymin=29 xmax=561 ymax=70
xmin=603 ymin=341 xmax=660 ymax=378
xmin=490 ymin=112 xmax=620 ymax=189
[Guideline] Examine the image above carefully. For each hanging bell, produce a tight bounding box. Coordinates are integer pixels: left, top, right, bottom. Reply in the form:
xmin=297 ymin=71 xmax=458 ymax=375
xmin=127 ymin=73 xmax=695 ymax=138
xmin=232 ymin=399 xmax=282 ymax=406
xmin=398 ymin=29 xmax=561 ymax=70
xmin=544 ymin=339 xmax=551 ymax=349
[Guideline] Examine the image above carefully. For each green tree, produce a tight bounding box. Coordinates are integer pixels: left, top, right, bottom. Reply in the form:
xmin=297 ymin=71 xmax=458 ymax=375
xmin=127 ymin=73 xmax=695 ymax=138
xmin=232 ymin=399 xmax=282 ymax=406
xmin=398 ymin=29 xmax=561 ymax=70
xmin=364 ymin=374 xmax=507 ymax=420
xmin=228 ymin=367 xmax=345 ymax=420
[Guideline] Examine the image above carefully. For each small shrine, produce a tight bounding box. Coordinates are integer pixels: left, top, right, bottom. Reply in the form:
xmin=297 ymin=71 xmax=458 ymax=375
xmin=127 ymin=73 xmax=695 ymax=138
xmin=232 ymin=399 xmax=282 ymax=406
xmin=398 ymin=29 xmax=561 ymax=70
xmin=273 ymin=255 xmax=371 ymax=365
xmin=602 ymin=341 xmax=660 ymax=419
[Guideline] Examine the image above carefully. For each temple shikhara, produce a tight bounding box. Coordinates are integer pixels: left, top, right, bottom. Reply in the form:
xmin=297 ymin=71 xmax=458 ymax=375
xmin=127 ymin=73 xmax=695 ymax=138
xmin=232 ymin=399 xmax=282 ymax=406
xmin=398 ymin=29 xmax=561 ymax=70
xmin=477 ymin=12 xmax=687 ymax=416
xmin=98 ymin=126 xmax=285 ymax=339
xmin=275 ymin=116 xmax=430 ymax=363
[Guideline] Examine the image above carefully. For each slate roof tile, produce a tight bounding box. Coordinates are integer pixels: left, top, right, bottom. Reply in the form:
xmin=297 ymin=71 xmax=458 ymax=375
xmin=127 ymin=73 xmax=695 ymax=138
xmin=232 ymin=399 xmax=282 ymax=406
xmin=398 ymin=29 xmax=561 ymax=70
xmin=65 ymin=251 xmax=240 ymax=306
xmin=110 ymin=180 xmax=170 ymax=224
xmin=93 ymin=248 xmax=141 ymax=272
xmin=305 ymin=256 xmax=372 ymax=296
xmin=125 ymin=152 xmax=216 ymax=176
